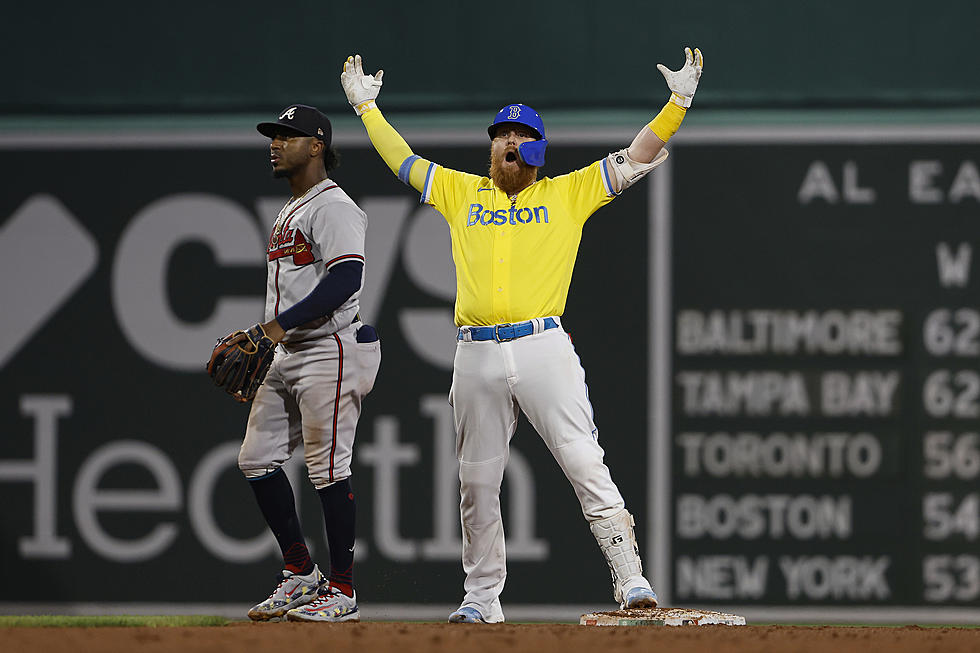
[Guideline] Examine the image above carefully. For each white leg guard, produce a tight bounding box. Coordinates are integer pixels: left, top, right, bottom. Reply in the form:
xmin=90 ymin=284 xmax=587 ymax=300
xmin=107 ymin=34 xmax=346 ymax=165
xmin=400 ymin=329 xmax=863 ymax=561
xmin=589 ymin=509 xmax=653 ymax=606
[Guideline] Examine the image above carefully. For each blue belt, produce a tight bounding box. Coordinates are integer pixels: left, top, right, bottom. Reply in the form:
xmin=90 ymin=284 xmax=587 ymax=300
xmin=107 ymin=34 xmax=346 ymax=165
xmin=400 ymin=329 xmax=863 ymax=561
xmin=459 ymin=317 xmax=559 ymax=342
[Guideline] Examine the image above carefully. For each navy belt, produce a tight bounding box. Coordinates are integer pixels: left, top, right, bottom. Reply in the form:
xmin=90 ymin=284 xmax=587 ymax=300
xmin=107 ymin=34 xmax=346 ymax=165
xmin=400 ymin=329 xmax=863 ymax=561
xmin=459 ymin=317 xmax=558 ymax=342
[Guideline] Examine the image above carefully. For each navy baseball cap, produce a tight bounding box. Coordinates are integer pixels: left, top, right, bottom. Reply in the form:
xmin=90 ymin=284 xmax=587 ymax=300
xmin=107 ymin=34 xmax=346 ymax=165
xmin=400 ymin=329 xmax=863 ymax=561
xmin=257 ymin=104 xmax=332 ymax=145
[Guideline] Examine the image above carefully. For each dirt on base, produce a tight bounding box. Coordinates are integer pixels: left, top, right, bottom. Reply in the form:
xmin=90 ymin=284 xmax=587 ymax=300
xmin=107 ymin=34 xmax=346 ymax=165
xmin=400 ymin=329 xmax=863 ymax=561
xmin=2 ymin=622 xmax=979 ymax=653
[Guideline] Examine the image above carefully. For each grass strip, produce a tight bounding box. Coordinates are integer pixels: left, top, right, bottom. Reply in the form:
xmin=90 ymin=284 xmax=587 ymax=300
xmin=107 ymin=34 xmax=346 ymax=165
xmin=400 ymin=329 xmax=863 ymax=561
xmin=0 ymin=615 xmax=229 ymax=628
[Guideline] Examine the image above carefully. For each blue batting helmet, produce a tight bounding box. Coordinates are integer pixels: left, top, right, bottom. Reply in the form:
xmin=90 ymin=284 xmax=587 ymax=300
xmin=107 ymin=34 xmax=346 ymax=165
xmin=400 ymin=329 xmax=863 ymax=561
xmin=488 ymin=103 xmax=548 ymax=167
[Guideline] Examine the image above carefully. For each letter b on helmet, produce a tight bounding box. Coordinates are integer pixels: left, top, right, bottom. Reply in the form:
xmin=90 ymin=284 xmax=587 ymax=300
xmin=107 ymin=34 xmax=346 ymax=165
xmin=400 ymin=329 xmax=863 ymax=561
xmin=488 ymin=103 xmax=548 ymax=167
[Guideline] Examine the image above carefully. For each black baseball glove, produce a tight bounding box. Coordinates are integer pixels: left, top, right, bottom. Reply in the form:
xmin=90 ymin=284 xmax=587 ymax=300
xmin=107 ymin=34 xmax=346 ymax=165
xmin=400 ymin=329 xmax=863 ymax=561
xmin=206 ymin=324 xmax=276 ymax=402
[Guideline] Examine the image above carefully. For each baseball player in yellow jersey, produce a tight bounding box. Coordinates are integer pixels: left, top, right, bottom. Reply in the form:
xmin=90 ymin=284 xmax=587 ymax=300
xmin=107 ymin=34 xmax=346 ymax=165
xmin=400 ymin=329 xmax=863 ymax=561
xmin=341 ymin=48 xmax=702 ymax=623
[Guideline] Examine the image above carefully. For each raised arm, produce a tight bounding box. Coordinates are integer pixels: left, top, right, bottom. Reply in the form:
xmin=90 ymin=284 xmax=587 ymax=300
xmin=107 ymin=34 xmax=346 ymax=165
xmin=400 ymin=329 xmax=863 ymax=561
xmin=341 ymin=54 xmax=431 ymax=193
xmin=606 ymin=47 xmax=703 ymax=193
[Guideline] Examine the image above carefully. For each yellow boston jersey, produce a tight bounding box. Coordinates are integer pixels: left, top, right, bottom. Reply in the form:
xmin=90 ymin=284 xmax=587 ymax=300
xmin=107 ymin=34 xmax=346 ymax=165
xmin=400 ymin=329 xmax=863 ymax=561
xmin=421 ymin=161 xmax=619 ymax=326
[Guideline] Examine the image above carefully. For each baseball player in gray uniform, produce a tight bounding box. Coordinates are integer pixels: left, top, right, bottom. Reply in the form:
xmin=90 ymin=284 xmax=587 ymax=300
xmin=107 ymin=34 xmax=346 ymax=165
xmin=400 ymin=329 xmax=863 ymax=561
xmin=233 ymin=104 xmax=380 ymax=622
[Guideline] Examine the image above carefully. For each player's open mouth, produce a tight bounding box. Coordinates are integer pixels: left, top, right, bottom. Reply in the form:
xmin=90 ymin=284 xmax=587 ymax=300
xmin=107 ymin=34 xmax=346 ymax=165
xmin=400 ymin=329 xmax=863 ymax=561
xmin=505 ymin=152 xmax=517 ymax=163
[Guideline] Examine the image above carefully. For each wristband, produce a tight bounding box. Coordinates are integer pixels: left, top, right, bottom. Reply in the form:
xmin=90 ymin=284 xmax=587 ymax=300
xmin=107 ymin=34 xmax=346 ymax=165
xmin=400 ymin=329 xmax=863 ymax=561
xmin=647 ymin=100 xmax=687 ymax=142
xmin=668 ymin=91 xmax=693 ymax=108
xmin=354 ymin=100 xmax=377 ymax=116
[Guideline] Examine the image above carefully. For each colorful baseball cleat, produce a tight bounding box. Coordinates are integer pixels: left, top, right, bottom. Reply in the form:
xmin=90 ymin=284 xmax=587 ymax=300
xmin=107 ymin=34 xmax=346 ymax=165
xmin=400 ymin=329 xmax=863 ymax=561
xmin=247 ymin=565 xmax=326 ymax=621
xmin=624 ymin=586 xmax=659 ymax=609
xmin=448 ymin=606 xmax=487 ymax=623
xmin=286 ymin=586 xmax=360 ymax=622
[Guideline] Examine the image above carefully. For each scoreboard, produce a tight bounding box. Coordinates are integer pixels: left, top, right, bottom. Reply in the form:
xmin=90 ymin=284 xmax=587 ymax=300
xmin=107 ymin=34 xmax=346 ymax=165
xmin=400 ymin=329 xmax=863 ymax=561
xmin=663 ymin=134 xmax=980 ymax=612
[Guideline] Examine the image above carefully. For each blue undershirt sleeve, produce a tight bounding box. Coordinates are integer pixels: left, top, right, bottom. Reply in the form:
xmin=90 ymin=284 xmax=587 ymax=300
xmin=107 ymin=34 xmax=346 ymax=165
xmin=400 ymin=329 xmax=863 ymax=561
xmin=275 ymin=260 xmax=363 ymax=331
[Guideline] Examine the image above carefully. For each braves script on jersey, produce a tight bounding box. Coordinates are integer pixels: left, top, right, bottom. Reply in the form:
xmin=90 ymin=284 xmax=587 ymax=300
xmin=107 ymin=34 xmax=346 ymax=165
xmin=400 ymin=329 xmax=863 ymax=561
xmin=266 ymin=178 xmax=366 ymax=342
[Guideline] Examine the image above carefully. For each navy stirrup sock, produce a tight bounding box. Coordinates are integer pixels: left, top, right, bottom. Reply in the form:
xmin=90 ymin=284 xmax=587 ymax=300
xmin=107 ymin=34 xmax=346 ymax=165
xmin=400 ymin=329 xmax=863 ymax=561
xmin=317 ymin=478 xmax=356 ymax=596
xmin=248 ymin=468 xmax=314 ymax=576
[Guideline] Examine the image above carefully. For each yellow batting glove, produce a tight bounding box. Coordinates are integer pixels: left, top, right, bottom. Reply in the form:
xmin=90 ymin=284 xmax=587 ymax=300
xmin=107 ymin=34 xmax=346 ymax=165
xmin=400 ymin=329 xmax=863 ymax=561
xmin=657 ymin=47 xmax=703 ymax=108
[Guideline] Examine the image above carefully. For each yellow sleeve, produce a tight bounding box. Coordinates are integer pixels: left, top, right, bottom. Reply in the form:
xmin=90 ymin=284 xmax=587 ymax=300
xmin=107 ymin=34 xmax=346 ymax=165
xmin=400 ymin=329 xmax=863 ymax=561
xmin=360 ymin=107 xmax=432 ymax=193
xmin=551 ymin=161 xmax=616 ymax=224
xmin=647 ymin=100 xmax=687 ymax=142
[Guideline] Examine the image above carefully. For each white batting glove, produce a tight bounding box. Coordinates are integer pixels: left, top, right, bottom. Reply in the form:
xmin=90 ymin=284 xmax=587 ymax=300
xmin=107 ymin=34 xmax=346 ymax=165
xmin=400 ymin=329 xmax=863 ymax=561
xmin=341 ymin=54 xmax=384 ymax=116
xmin=657 ymin=47 xmax=703 ymax=108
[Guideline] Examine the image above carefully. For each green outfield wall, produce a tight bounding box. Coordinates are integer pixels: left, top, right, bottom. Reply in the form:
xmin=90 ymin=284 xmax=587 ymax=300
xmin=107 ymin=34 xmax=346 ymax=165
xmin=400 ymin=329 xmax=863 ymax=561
xmin=4 ymin=1 xmax=979 ymax=115
xmin=2 ymin=124 xmax=980 ymax=622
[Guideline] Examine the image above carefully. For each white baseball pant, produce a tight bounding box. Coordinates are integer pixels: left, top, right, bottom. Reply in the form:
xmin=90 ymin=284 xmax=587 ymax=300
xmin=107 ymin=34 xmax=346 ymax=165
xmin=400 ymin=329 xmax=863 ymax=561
xmin=450 ymin=319 xmax=626 ymax=622
xmin=238 ymin=321 xmax=381 ymax=488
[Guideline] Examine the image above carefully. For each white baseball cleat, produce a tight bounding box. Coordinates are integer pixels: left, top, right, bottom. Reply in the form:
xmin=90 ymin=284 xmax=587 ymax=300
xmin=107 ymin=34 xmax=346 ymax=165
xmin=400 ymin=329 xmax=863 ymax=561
xmin=286 ymin=586 xmax=360 ymax=622
xmin=247 ymin=565 xmax=326 ymax=621
xmin=624 ymin=586 xmax=659 ymax=609
xmin=448 ymin=606 xmax=487 ymax=623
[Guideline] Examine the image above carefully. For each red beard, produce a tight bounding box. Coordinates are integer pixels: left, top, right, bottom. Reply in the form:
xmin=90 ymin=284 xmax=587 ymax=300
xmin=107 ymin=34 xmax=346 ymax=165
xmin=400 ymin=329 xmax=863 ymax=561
xmin=489 ymin=149 xmax=537 ymax=195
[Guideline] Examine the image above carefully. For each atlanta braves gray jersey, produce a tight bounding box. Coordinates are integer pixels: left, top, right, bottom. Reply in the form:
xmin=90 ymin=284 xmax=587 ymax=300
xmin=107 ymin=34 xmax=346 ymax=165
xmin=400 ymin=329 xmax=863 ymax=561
xmin=266 ymin=178 xmax=366 ymax=343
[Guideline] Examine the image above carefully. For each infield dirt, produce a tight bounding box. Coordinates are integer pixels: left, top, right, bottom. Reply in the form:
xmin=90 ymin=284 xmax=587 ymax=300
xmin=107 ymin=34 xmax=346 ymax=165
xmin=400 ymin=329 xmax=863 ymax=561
xmin=2 ymin=622 xmax=979 ymax=653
